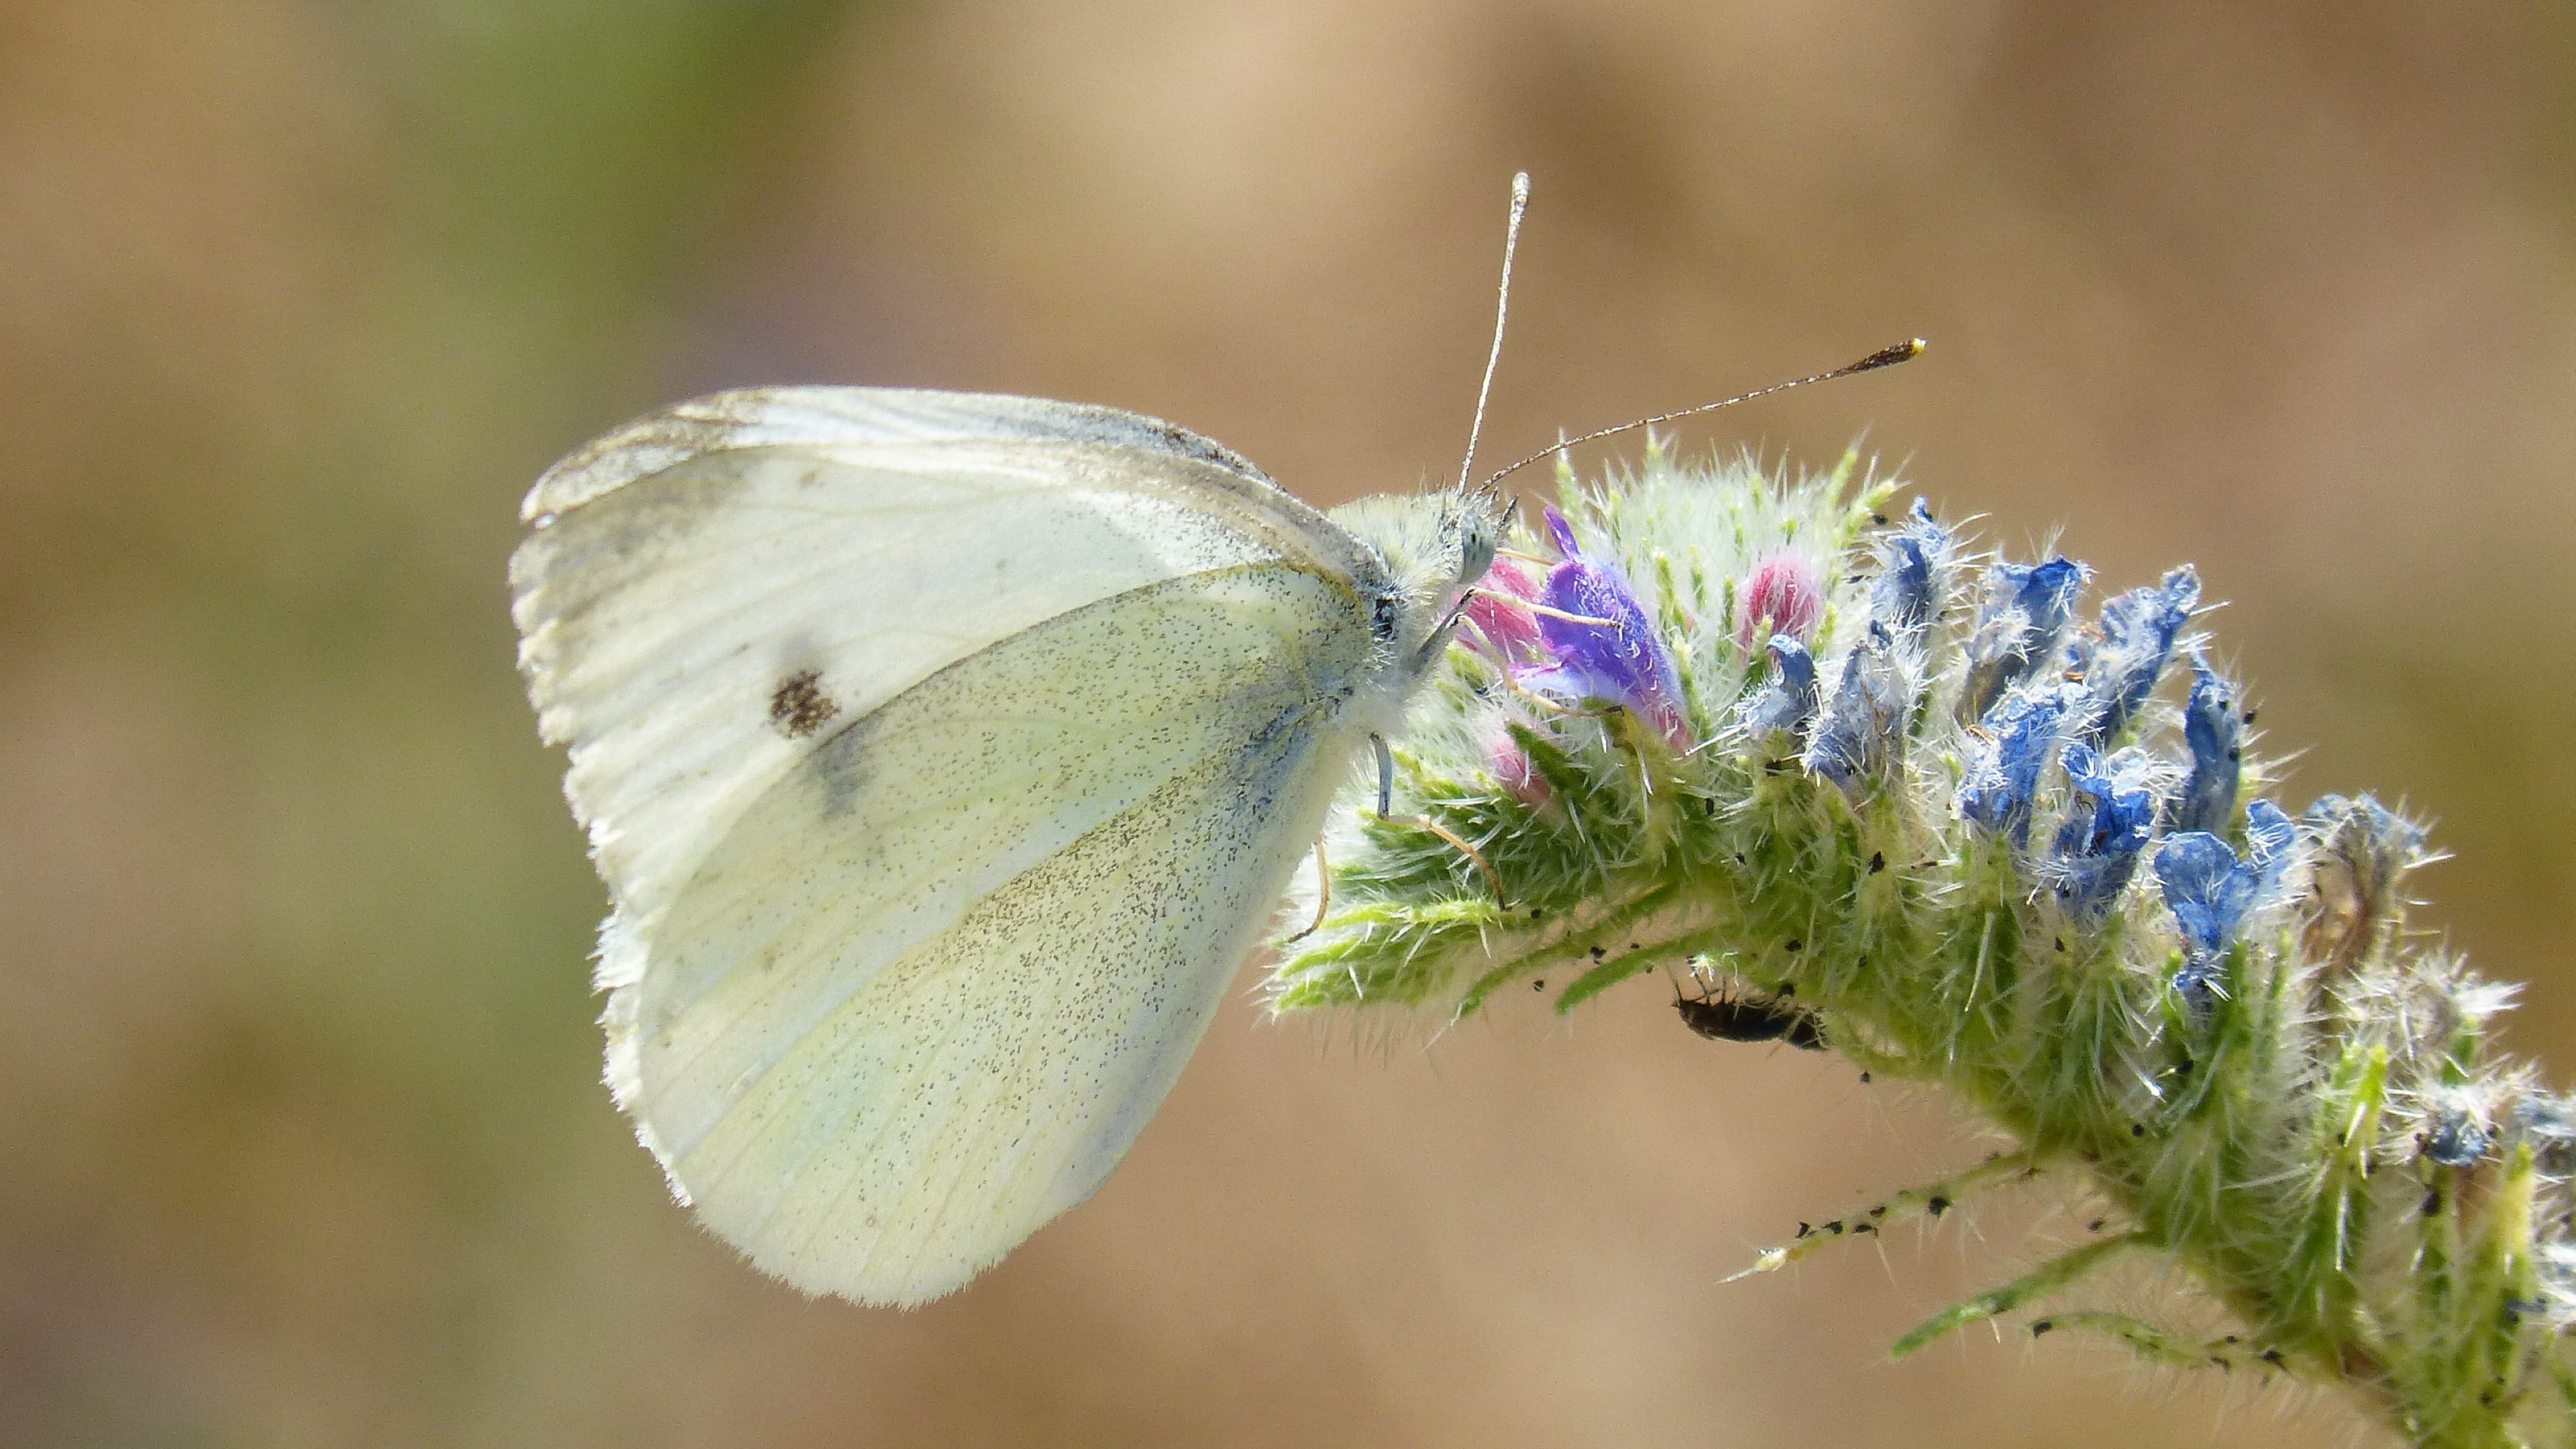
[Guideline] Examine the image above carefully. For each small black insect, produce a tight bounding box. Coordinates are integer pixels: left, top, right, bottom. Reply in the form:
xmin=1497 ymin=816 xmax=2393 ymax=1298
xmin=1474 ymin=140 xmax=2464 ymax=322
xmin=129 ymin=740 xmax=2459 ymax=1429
xmin=1673 ymin=979 xmax=1827 ymax=1051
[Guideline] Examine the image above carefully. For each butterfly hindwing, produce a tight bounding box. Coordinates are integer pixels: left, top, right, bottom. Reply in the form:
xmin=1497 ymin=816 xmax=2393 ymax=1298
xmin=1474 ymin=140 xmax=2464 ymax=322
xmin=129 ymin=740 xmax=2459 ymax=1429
xmin=631 ymin=564 xmax=1369 ymax=1302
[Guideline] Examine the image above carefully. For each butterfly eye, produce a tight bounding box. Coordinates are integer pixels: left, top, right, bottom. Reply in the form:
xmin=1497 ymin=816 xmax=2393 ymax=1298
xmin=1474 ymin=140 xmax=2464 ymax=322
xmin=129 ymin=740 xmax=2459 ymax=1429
xmin=1371 ymin=592 xmax=1401 ymax=642
xmin=1452 ymin=509 xmax=1498 ymax=586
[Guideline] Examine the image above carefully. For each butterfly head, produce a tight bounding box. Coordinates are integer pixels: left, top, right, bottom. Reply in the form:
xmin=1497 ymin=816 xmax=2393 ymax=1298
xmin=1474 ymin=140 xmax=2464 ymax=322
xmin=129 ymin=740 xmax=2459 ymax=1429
xmin=1446 ymin=486 xmax=1503 ymax=591
xmin=1329 ymin=486 xmax=1507 ymax=667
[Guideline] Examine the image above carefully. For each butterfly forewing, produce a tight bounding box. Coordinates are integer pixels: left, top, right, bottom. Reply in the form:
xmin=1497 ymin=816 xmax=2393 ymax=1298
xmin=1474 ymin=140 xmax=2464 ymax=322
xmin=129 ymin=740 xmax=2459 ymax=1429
xmin=514 ymin=389 xmax=1364 ymax=923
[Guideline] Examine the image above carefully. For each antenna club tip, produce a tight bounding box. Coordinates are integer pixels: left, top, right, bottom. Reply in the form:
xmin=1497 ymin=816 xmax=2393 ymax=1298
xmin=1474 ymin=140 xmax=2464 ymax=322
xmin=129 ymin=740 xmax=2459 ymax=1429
xmin=1850 ymin=338 xmax=1928 ymax=373
xmin=1511 ymin=171 xmax=1532 ymax=199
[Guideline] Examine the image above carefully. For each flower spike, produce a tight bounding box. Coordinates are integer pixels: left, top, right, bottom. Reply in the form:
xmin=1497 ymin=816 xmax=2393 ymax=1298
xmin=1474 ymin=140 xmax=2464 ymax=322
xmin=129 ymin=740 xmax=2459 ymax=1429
xmin=1271 ymin=449 xmax=2573 ymax=1449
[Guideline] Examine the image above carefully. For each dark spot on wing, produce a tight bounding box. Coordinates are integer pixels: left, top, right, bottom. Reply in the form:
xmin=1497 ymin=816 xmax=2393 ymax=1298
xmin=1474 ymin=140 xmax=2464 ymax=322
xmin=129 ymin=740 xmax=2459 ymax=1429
xmin=769 ymin=669 xmax=839 ymax=739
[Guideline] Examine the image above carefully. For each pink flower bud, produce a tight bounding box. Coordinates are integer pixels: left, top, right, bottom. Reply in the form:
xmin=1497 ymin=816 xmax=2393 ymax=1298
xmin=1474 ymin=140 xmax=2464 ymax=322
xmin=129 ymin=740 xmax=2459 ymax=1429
xmin=1489 ymin=728 xmax=1552 ymax=805
xmin=1736 ymin=552 xmax=1824 ymax=649
xmin=1462 ymin=557 xmax=1546 ymax=660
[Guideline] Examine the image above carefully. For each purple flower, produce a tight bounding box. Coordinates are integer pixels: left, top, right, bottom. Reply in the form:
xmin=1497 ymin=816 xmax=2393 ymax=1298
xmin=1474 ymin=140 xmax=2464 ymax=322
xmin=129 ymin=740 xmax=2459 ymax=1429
xmin=2170 ymin=648 xmax=2242 ymax=836
xmin=1963 ymin=555 xmax=2086 ymax=719
xmin=2071 ymin=566 xmax=2199 ymax=743
xmin=1524 ymin=506 xmax=1691 ymax=749
xmin=1736 ymin=634 xmax=1819 ymax=740
xmin=1957 ymin=683 xmax=2068 ymax=848
xmin=2049 ymin=743 xmax=2161 ymax=916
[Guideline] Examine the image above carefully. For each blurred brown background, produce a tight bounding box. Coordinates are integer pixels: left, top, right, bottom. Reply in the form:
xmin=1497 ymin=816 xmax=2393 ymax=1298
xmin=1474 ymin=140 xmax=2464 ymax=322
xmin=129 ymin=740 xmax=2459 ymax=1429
xmin=5 ymin=2 xmax=2572 ymax=1445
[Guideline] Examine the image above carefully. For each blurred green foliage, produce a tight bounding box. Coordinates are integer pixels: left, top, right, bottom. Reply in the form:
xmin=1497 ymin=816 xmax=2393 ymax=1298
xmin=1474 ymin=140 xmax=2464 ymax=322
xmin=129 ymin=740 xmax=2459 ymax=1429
xmin=3 ymin=5 xmax=867 ymax=1442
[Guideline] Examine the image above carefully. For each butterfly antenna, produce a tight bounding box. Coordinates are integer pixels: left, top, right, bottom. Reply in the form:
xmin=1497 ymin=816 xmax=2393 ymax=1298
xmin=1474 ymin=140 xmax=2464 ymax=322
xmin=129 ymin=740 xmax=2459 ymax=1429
xmin=1479 ymin=337 xmax=1926 ymax=492
xmin=1456 ymin=171 xmax=1532 ymax=497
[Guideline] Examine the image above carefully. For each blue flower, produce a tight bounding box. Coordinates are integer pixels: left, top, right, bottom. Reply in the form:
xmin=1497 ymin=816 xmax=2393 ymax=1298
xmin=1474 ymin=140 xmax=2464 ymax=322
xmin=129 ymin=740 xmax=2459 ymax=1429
xmin=2152 ymin=800 xmax=2296 ymax=1016
xmin=2153 ymin=835 xmax=2251 ymax=959
xmin=1800 ymin=502 xmax=1949 ymax=795
xmin=1869 ymin=498 xmax=1953 ymax=639
xmin=2170 ymin=648 xmax=2243 ymax=836
xmin=1737 ymin=634 xmax=1819 ymax=741
xmin=2297 ymin=792 xmax=2431 ymax=975
xmin=1804 ymin=623 xmax=1914 ymax=792
xmin=1527 ymin=506 xmax=1692 ymax=748
xmin=2049 ymin=742 xmax=2162 ymax=916
xmin=1962 ymin=556 xmax=2086 ymax=719
xmin=1957 ymin=683 xmax=2068 ymax=848
xmin=2071 ymin=566 xmax=2200 ymax=744
xmin=2303 ymin=793 xmax=2423 ymax=863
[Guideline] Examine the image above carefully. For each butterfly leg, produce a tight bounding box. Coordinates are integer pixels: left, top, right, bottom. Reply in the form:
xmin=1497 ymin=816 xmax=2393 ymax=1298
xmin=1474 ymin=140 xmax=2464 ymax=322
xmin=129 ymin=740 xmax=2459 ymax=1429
xmin=1399 ymin=814 xmax=1507 ymax=907
xmin=1413 ymin=589 xmax=1481 ymax=671
xmin=1281 ymin=835 xmax=1332 ymax=945
xmin=1370 ymin=733 xmax=1395 ymax=817
xmin=1368 ymin=733 xmax=1507 ymax=905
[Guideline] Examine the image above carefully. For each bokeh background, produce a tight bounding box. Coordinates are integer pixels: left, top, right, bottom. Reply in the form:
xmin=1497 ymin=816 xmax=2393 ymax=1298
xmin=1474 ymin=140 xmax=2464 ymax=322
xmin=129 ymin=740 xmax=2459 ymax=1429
xmin=6 ymin=2 xmax=2573 ymax=1445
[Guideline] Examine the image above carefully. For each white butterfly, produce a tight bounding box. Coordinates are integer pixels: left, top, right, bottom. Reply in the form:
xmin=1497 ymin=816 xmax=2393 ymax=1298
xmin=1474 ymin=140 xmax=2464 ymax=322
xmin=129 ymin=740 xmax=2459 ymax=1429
xmin=511 ymin=386 xmax=1501 ymax=1305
